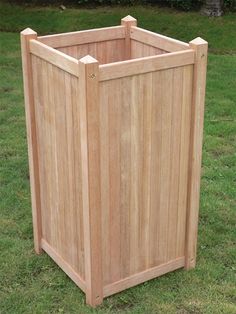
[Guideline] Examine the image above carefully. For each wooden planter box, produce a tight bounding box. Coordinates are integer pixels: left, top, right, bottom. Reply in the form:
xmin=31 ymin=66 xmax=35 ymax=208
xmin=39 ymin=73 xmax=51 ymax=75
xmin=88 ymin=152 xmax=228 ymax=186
xmin=21 ymin=16 xmax=208 ymax=307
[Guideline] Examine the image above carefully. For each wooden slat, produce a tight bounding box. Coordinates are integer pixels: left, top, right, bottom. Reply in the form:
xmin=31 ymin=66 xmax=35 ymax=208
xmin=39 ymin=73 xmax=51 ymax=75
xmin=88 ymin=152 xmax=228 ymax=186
xmin=131 ymin=26 xmax=189 ymax=52
xmin=185 ymin=38 xmax=208 ymax=269
xmin=131 ymin=40 xmax=166 ymax=59
xmin=41 ymin=239 xmax=86 ymax=292
xmin=29 ymin=39 xmax=78 ymax=77
xmin=158 ymin=69 xmax=173 ymax=264
xmin=38 ymin=26 xmax=125 ymax=48
xmin=129 ymin=74 xmax=142 ymax=275
xmin=167 ymin=67 xmax=183 ymax=261
xmin=46 ymin=61 xmax=59 ymax=253
xmin=109 ymin=79 xmax=121 ymax=282
xmin=99 ymin=50 xmax=194 ymax=81
xmin=149 ymin=70 xmax=162 ymax=267
xmin=103 ymin=257 xmax=185 ymax=297
xmin=119 ymin=77 xmax=132 ymax=279
xmin=99 ymin=80 xmax=111 ymax=285
xmin=176 ymin=65 xmax=193 ymax=257
xmin=139 ymin=73 xmax=152 ymax=271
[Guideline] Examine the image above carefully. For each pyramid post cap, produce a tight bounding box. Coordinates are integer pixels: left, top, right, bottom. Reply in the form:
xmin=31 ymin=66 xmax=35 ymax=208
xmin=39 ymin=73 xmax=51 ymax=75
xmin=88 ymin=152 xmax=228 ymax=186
xmin=21 ymin=28 xmax=37 ymax=36
xmin=79 ymin=55 xmax=98 ymax=64
xmin=189 ymin=37 xmax=208 ymax=46
xmin=121 ymin=15 xmax=137 ymax=25
xmin=121 ymin=15 xmax=137 ymax=21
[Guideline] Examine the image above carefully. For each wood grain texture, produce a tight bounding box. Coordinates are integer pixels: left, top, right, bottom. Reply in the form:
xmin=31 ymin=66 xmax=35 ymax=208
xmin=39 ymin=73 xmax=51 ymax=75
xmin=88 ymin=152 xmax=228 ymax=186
xmin=131 ymin=26 xmax=189 ymax=52
xmin=185 ymin=38 xmax=208 ymax=269
xmin=57 ymin=39 xmax=125 ymax=64
xmin=38 ymin=25 xmax=125 ymax=48
xmin=22 ymin=23 xmax=207 ymax=307
xmin=121 ymin=15 xmax=137 ymax=60
xmin=131 ymin=39 xmax=167 ymax=59
xmin=79 ymin=56 xmax=103 ymax=307
xmin=30 ymin=39 xmax=78 ymax=76
xmin=31 ymin=55 xmax=85 ymax=278
xmin=99 ymin=65 xmax=193 ymax=286
xmin=21 ymin=29 xmax=42 ymax=254
xmin=103 ymin=257 xmax=185 ymax=297
xmin=99 ymin=50 xmax=194 ymax=81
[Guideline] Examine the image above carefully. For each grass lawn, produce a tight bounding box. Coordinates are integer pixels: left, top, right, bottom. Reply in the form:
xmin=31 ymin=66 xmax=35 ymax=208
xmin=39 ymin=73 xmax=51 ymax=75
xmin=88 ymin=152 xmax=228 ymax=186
xmin=0 ymin=2 xmax=235 ymax=313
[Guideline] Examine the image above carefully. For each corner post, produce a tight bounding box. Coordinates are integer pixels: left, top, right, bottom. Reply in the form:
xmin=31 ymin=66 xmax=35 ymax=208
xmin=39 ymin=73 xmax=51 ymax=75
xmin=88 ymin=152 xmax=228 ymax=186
xmin=185 ymin=37 xmax=208 ymax=270
xmin=121 ymin=15 xmax=137 ymax=60
xmin=78 ymin=55 xmax=103 ymax=306
xmin=21 ymin=28 xmax=42 ymax=254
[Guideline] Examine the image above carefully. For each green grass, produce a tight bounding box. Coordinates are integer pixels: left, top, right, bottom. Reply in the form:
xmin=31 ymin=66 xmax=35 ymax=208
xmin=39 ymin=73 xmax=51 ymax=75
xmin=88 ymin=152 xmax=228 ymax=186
xmin=0 ymin=2 xmax=236 ymax=313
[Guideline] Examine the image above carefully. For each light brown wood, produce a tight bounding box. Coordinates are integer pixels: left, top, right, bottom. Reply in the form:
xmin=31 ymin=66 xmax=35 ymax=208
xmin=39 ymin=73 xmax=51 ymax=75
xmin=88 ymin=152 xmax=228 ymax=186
xmin=30 ymin=39 xmax=78 ymax=76
xmin=31 ymin=55 xmax=85 ymax=277
xmin=131 ymin=26 xmax=189 ymax=52
xmin=121 ymin=15 xmax=137 ymax=60
xmin=103 ymin=257 xmax=185 ymax=297
xmin=185 ymin=38 xmax=208 ymax=269
xmin=176 ymin=65 xmax=193 ymax=257
xmin=99 ymin=49 xmax=194 ymax=81
xmin=79 ymin=55 xmax=103 ymax=307
xmin=41 ymin=239 xmax=86 ymax=292
xmin=38 ymin=25 xmax=125 ymax=48
xmin=21 ymin=21 xmax=207 ymax=307
xmin=21 ymin=28 xmax=42 ymax=254
xmin=57 ymin=39 xmax=125 ymax=65
xmin=131 ymin=39 xmax=166 ymax=60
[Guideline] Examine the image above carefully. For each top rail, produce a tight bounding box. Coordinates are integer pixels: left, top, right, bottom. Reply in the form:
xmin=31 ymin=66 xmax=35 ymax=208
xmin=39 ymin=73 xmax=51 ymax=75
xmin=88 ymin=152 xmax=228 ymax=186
xmin=130 ymin=26 xmax=189 ymax=52
xmin=29 ymin=39 xmax=79 ymax=77
xmin=99 ymin=49 xmax=194 ymax=81
xmin=38 ymin=25 xmax=126 ymax=49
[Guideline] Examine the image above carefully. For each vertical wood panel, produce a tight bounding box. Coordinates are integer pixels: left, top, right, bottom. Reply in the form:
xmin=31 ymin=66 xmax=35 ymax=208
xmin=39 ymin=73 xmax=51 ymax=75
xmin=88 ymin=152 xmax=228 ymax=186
xmin=167 ymin=67 xmax=183 ymax=261
xmin=100 ymin=81 xmax=111 ymax=285
xmin=149 ymin=70 xmax=162 ymax=267
xmin=177 ymin=65 xmax=193 ymax=258
xmin=100 ymin=65 xmax=192 ymax=286
xmin=131 ymin=39 xmax=167 ymax=59
xmin=109 ymin=79 xmax=121 ymax=282
xmin=139 ymin=73 xmax=152 ymax=271
xmin=57 ymin=39 xmax=125 ymax=64
xmin=158 ymin=69 xmax=173 ymax=264
xmin=119 ymin=77 xmax=132 ymax=279
xmin=32 ymin=55 xmax=85 ymax=279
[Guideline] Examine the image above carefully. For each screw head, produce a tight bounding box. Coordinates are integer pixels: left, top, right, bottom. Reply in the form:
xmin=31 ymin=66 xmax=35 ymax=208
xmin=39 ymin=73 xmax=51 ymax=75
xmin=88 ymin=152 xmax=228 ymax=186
xmin=89 ymin=73 xmax=96 ymax=79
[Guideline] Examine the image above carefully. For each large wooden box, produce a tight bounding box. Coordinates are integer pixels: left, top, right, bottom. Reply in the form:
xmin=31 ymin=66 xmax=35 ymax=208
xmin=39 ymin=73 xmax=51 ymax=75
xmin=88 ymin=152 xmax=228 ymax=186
xmin=21 ymin=16 xmax=207 ymax=307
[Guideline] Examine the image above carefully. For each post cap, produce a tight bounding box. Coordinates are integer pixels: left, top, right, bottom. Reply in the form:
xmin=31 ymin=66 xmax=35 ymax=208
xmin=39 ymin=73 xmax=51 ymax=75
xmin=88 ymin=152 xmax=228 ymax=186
xmin=21 ymin=28 xmax=37 ymax=36
xmin=189 ymin=37 xmax=208 ymax=46
xmin=121 ymin=15 xmax=137 ymax=26
xmin=79 ymin=55 xmax=98 ymax=64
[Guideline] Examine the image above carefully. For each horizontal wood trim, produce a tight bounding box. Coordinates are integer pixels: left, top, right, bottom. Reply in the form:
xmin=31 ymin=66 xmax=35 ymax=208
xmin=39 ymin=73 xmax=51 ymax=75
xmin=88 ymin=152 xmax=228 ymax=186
xmin=41 ymin=239 xmax=86 ymax=293
xmin=131 ymin=26 xmax=189 ymax=52
xmin=99 ymin=50 xmax=194 ymax=81
xmin=38 ymin=26 xmax=126 ymax=48
xmin=29 ymin=39 xmax=79 ymax=77
xmin=103 ymin=257 xmax=185 ymax=297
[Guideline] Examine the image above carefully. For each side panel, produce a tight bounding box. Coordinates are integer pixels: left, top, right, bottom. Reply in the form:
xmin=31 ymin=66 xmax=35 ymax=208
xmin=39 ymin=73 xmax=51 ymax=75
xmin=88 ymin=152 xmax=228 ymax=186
xmin=99 ymin=65 xmax=193 ymax=286
xmin=131 ymin=39 xmax=167 ymax=59
xmin=31 ymin=55 xmax=85 ymax=279
xmin=57 ymin=39 xmax=125 ymax=64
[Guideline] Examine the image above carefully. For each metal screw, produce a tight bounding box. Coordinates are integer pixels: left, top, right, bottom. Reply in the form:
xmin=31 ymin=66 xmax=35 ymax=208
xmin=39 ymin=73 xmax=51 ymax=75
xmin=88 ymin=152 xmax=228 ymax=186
xmin=89 ymin=73 xmax=96 ymax=79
